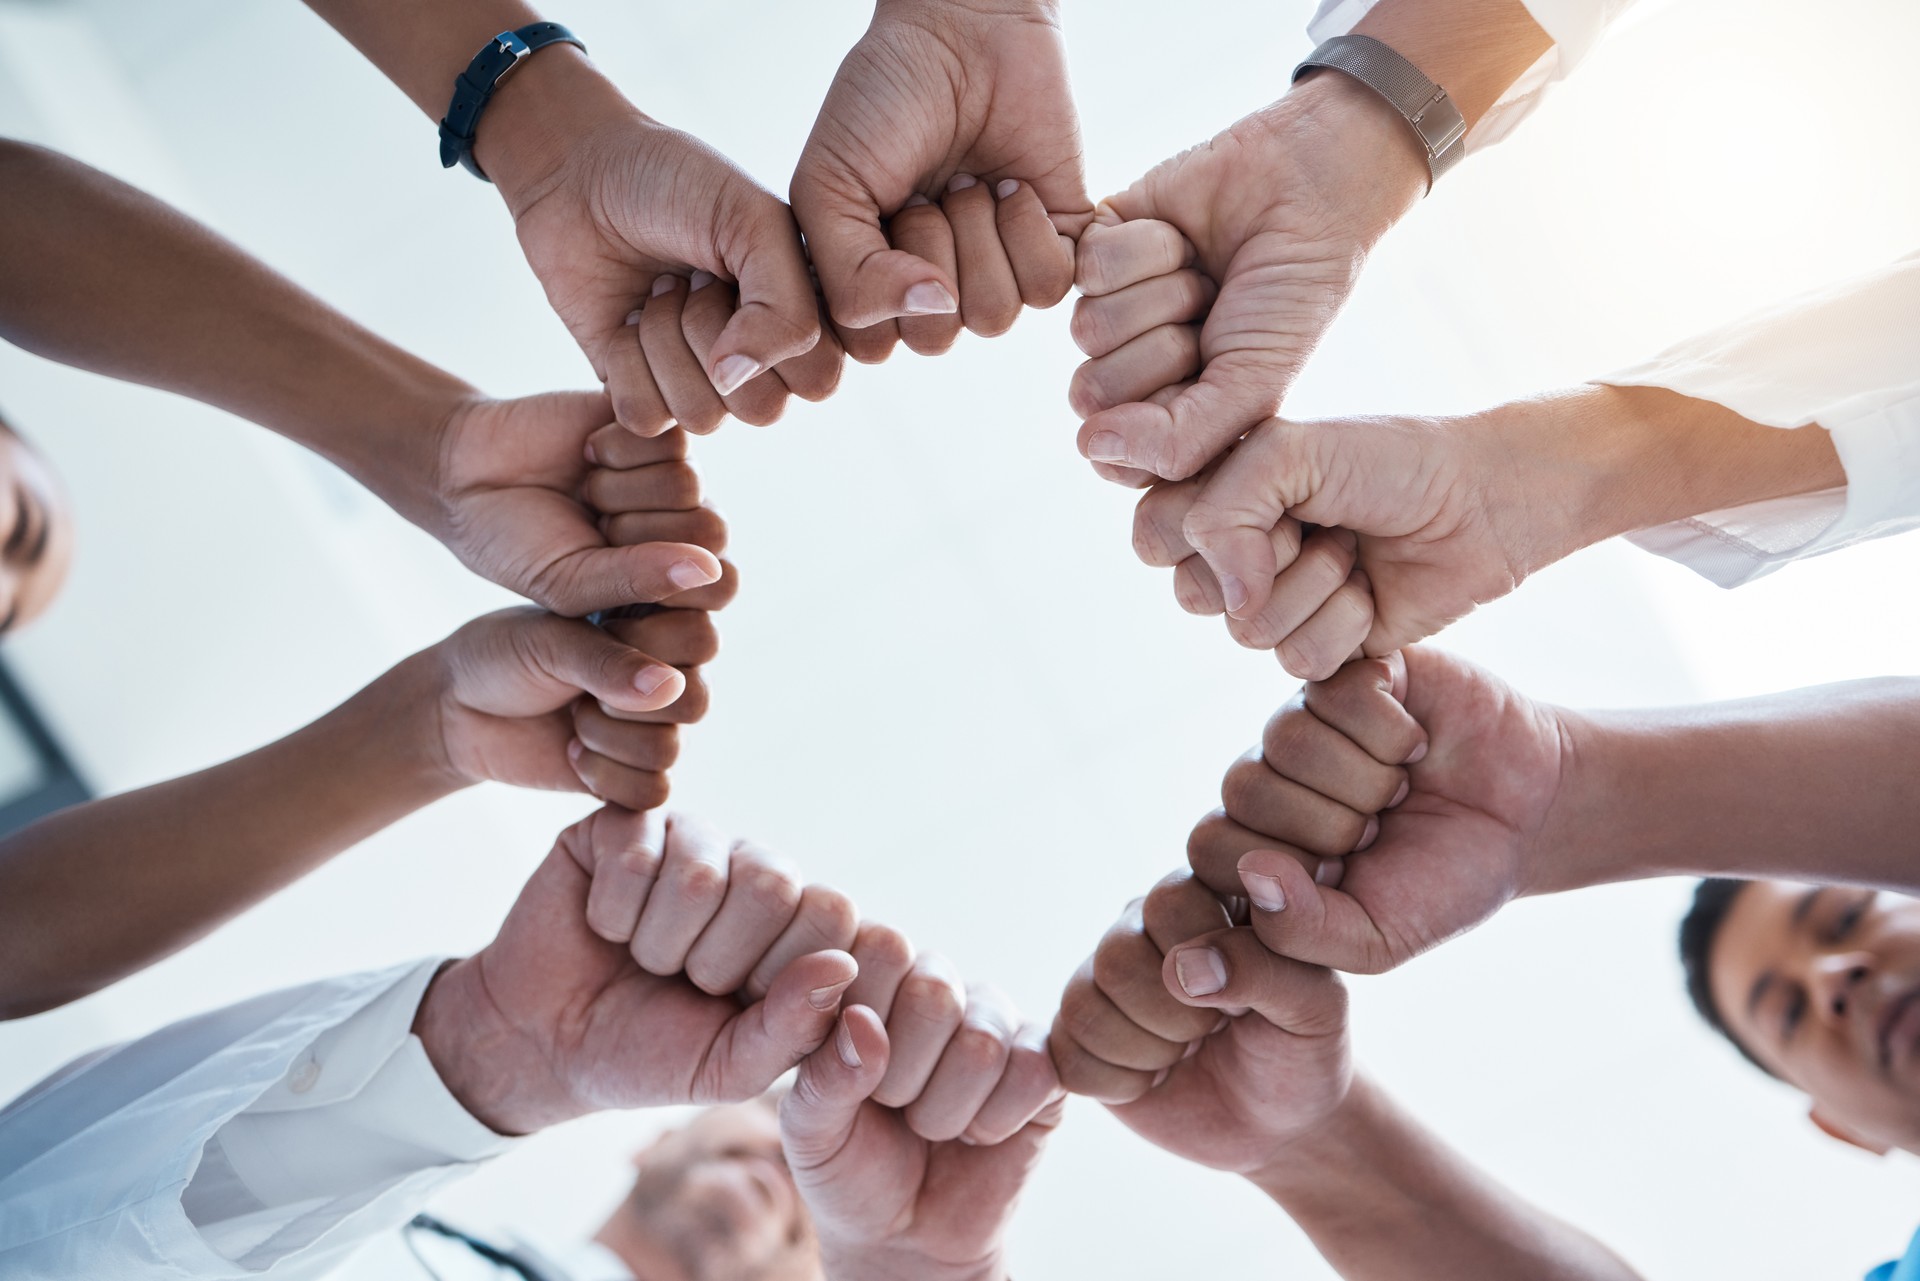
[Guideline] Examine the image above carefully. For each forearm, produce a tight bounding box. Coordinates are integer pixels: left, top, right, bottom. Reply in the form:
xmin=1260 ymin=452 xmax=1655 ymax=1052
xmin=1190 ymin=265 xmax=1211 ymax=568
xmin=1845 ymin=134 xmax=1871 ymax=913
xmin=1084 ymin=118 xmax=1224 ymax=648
xmin=1538 ymin=677 xmax=1920 ymax=895
xmin=299 ymin=0 xmax=639 ymax=215
xmin=0 ymin=655 xmax=463 ymax=1018
xmin=1252 ymin=1076 xmax=1644 ymax=1281
xmin=0 ymin=141 xmax=465 ymax=520
xmin=1477 ymin=383 xmax=1846 ymax=574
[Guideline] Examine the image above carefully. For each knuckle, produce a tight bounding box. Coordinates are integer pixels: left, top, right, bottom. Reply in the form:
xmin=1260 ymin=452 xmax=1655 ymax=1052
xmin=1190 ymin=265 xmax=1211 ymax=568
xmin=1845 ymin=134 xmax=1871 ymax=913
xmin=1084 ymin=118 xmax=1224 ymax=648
xmin=1261 ymin=706 xmax=1318 ymax=767
xmin=1218 ymin=755 xmax=1268 ymax=817
xmin=670 ymin=856 xmax=728 ymax=909
xmin=799 ymin=885 xmax=859 ymax=941
xmin=1069 ymin=299 xmax=1111 ymax=355
xmin=897 ymin=970 xmax=964 ymax=1024
xmin=735 ymin=859 xmax=802 ymax=915
xmin=856 ymin=922 xmax=914 ymax=971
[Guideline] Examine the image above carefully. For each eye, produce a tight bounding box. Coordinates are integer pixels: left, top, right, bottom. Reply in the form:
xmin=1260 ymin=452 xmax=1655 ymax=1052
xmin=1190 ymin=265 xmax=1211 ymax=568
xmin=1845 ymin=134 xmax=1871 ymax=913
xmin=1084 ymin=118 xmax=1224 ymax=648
xmin=1830 ymin=896 xmax=1871 ymax=943
xmin=2 ymin=488 xmax=26 ymax=558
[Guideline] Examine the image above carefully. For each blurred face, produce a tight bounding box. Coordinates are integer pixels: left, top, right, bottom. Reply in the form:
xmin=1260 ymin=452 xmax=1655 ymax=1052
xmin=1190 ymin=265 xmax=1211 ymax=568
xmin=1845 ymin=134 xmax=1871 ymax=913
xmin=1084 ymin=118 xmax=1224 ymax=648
xmin=0 ymin=422 xmax=72 ymax=634
xmin=1711 ymin=881 xmax=1920 ymax=1154
xmin=595 ymin=1098 xmax=820 ymax=1281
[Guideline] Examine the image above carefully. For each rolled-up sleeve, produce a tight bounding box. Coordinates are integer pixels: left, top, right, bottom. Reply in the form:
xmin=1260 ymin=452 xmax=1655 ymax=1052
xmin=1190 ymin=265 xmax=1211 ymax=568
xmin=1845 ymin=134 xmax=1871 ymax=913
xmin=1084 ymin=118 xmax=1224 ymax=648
xmin=1603 ymin=251 xmax=1920 ymax=587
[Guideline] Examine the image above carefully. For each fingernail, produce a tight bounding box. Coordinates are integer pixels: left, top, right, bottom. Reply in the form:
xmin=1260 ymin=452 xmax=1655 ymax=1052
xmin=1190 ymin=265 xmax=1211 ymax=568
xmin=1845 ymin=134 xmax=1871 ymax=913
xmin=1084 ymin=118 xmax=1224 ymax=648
xmin=995 ymin=178 xmax=1019 ymax=199
xmin=946 ymin=173 xmax=978 ymax=192
xmin=835 ymin=1015 xmax=862 ymax=1067
xmin=1175 ymin=947 xmax=1227 ymax=998
xmin=1086 ymin=431 xmax=1128 ymax=463
xmin=1241 ymin=871 xmax=1285 ymax=913
xmin=1389 ymin=778 xmax=1410 ymax=808
xmin=1406 ymin=740 xmax=1429 ymax=764
xmin=583 ymin=440 xmax=599 ymax=465
xmin=633 ymin=665 xmax=676 ymax=698
xmin=811 ymin=977 xmax=854 ymax=1011
xmin=650 ymin=275 xmax=678 ymax=297
xmin=1355 ymin=815 xmax=1379 ymax=852
xmin=712 ymin=354 xmax=763 ymax=396
xmin=623 ymin=309 xmax=642 ymax=326
xmin=566 ymin=737 xmax=584 ymax=763
xmin=1219 ymin=574 xmax=1249 ymax=615
xmin=903 ymin=282 xmax=957 ymax=315
xmin=903 ymin=193 xmax=932 ymax=208
xmin=957 ymin=1134 xmax=978 ymax=1146
xmin=1316 ymin=859 xmax=1344 ymax=887
xmin=689 ymin=269 xmax=717 ymax=291
xmin=668 ymin=558 xmax=718 ymax=590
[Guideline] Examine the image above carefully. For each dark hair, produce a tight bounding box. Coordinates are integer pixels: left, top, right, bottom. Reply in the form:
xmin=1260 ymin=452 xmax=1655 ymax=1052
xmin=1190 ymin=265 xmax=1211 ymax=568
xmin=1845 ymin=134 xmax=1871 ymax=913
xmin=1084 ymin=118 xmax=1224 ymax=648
xmin=1678 ymin=877 xmax=1779 ymax=1079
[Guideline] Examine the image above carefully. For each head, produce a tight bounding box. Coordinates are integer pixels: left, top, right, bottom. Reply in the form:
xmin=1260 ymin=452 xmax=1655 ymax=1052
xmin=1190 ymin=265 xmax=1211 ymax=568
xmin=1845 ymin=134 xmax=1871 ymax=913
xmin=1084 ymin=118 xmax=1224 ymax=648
xmin=593 ymin=1096 xmax=821 ymax=1281
xmin=1681 ymin=877 xmax=1920 ymax=1156
xmin=0 ymin=413 xmax=73 ymax=635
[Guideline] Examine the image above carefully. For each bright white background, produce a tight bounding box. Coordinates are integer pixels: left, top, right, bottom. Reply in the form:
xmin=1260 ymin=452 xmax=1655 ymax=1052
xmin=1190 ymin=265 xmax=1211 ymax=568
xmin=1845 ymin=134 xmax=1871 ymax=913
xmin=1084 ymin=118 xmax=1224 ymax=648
xmin=1 ymin=0 xmax=1917 ymax=1275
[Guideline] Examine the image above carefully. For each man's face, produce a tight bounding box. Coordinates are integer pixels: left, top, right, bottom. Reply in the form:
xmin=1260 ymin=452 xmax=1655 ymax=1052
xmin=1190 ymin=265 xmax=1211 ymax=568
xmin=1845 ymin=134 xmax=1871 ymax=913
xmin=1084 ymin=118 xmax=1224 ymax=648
xmin=600 ymin=1097 xmax=820 ymax=1281
xmin=0 ymin=425 xmax=72 ymax=635
xmin=1711 ymin=881 xmax=1920 ymax=1153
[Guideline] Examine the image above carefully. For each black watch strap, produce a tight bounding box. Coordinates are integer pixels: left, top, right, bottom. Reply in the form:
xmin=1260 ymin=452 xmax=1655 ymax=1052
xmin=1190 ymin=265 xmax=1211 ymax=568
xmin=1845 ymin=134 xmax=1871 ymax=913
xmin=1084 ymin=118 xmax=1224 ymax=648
xmin=438 ymin=22 xmax=587 ymax=182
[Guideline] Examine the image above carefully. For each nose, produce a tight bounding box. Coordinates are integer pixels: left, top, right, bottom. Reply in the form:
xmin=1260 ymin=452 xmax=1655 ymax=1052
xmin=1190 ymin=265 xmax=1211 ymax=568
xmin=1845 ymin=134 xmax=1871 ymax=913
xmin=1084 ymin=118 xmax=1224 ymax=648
xmin=1810 ymin=952 xmax=1874 ymax=1028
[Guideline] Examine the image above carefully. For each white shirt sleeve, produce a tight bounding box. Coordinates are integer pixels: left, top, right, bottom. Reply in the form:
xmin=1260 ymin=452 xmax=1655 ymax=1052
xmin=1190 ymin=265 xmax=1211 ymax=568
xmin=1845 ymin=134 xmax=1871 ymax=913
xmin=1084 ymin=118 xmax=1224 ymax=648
xmin=1305 ymin=0 xmax=1637 ymax=147
xmin=0 ymin=958 xmax=514 ymax=1280
xmin=1600 ymin=250 xmax=1920 ymax=587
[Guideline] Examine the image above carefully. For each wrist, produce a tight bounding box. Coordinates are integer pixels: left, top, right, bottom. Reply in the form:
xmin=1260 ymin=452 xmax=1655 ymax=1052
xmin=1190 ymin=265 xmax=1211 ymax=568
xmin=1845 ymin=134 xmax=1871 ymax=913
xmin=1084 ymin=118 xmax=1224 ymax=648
xmin=470 ymin=45 xmax=644 ymax=218
xmin=1244 ymin=1073 xmax=1376 ymax=1204
xmin=1348 ymin=0 xmax=1552 ymax=129
xmin=1517 ymin=707 xmax=1641 ymax=896
xmin=371 ymin=648 xmax=483 ymax=797
xmin=413 ymin=953 xmax=575 ymax=1136
xmin=1260 ymin=71 xmax=1428 ymax=245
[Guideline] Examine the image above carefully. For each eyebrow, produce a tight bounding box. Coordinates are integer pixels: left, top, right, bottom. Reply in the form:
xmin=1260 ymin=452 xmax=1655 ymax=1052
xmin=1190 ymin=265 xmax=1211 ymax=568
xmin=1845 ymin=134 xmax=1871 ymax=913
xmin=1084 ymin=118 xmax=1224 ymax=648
xmin=1747 ymin=971 xmax=1775 ymax=1019
xmin=1792 ymin=886 xmax=1825 ymax=925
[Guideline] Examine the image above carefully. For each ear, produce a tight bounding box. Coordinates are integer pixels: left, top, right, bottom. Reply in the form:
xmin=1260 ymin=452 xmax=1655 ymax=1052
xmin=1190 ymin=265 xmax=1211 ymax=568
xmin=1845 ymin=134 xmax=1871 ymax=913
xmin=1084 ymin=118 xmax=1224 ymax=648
xmin=1809 ymin=1105 xmax=1891 ymax=1156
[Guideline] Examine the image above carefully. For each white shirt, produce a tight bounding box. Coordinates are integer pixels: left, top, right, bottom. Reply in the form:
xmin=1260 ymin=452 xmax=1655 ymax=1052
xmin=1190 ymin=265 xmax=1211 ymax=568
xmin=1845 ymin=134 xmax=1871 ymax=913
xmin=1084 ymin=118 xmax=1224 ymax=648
xmin=0 ymin=960 xmax=514 ymax=1280
xmin=1310 ymin=1 xmax=1920 ymax=589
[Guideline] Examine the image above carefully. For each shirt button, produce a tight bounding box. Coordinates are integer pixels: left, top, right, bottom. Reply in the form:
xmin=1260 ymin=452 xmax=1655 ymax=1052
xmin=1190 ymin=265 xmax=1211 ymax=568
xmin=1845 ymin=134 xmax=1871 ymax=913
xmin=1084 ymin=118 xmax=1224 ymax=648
xmin=287 ymin=1053 xmax=321 ymax=1094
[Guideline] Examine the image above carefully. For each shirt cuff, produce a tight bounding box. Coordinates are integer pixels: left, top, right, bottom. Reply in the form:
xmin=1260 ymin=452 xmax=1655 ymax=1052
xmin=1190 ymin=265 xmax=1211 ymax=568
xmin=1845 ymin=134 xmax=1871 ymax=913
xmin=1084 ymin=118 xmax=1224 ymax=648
xmin=1604 ymin=251 xmax=1920 ymax=587
xmin=1305 ymin=0 xmax=1637 ymax=148
xmin=185 ymin=957 xmax=515 ymax=1263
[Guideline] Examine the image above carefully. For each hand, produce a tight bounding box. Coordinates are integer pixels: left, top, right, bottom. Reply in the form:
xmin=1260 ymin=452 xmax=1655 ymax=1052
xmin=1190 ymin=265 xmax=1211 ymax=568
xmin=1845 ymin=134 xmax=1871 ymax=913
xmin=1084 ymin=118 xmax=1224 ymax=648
xmin=421 ymin=393 xmax=723 ymax=616
xmin=480 ymin=57 xmax=840 ymax=436
xmin=424 ymin=606 xmax=714 ymax=810
xmin=416 ymin=805 xmax=859 ymax=1135
xmin=1049 ymin=870 xmax=1351 ymax=1177
xmin=1136 ymin=408 xmax=1545 ymax=679
xmin=782 ymin=998 xmax=1062 ymax=1281
xmin=792 ymin=0 xmax=1088 ymax=341
xmin=1186 ymin=649 xmax=1569 ymax=974
xmin=1071 ymin=73 xmax=1428 ymax=484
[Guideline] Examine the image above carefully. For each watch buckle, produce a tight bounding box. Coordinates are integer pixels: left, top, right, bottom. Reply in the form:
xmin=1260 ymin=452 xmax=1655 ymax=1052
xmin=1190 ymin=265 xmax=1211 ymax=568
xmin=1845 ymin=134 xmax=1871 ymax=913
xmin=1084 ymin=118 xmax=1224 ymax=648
xmin=494 ymin=30 xmax=531 ymax=60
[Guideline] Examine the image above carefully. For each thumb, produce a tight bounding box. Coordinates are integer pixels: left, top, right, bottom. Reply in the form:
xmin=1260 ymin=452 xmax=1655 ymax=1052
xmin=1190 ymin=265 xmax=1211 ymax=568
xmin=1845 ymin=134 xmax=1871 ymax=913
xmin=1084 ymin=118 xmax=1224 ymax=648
xmin=1075 ymin=354 xmax=1277 ymax=485
xmin=1180 ymin=419 xmax=1306 ymax=621
xmin=515 ymin=612 xmax=693 ymax=715
xmin=533 ymin=542 xmax=722 ymax=620
xmin=1160 ymin=925 xmax=1349 ymax=1036
xmin=780 ymin=1004 xmax=891 ymax=1168
xmin=1233 ymin=848 xmax=1401 ymax=976
xmin=791 ymin=168 xmax=959 ymax=330
xmin=701 ymin=950 xmax=860 ymax=1102
xmin=707 ymin=204 xmax=828 ymax=395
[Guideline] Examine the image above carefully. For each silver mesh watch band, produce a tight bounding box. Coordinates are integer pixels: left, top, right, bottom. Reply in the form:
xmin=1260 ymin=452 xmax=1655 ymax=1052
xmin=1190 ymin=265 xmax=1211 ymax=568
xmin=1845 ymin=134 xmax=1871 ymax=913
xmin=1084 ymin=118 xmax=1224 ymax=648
xmin=1291 ymin=34 xmax=1467 ymax=189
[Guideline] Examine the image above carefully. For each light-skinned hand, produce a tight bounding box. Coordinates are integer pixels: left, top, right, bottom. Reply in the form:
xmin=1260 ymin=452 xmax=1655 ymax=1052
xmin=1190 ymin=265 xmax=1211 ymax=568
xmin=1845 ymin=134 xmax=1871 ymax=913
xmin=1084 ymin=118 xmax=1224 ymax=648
xmin=792 ymin=0 xmax=1088 ymax=344
xmin=416 ymin=804 xmax=859 ymax=1135
xmin=783 ymin=996 xmax=1062 ymax=1281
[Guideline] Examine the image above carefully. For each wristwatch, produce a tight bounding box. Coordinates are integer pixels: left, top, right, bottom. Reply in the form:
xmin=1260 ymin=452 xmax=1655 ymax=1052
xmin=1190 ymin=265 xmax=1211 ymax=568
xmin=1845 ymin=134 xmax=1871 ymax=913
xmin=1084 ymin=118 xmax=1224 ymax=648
xmin=1292 ymin=34 xmax=1466 ymax=189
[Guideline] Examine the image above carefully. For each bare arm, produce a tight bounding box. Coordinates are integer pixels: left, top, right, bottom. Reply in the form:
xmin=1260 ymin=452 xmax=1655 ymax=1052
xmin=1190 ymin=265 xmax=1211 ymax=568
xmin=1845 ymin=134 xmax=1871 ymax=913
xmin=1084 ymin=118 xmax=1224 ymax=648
xmin=0 ymin=140 xmax=460 ymax=525
xmin=0 ymin=656 xmax=456 ymax=1018
xmin=1545 ymin=677 xmax=1920 ymax=894
xmin=1255 ymin=1076 xmax=1645 ymax=1281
